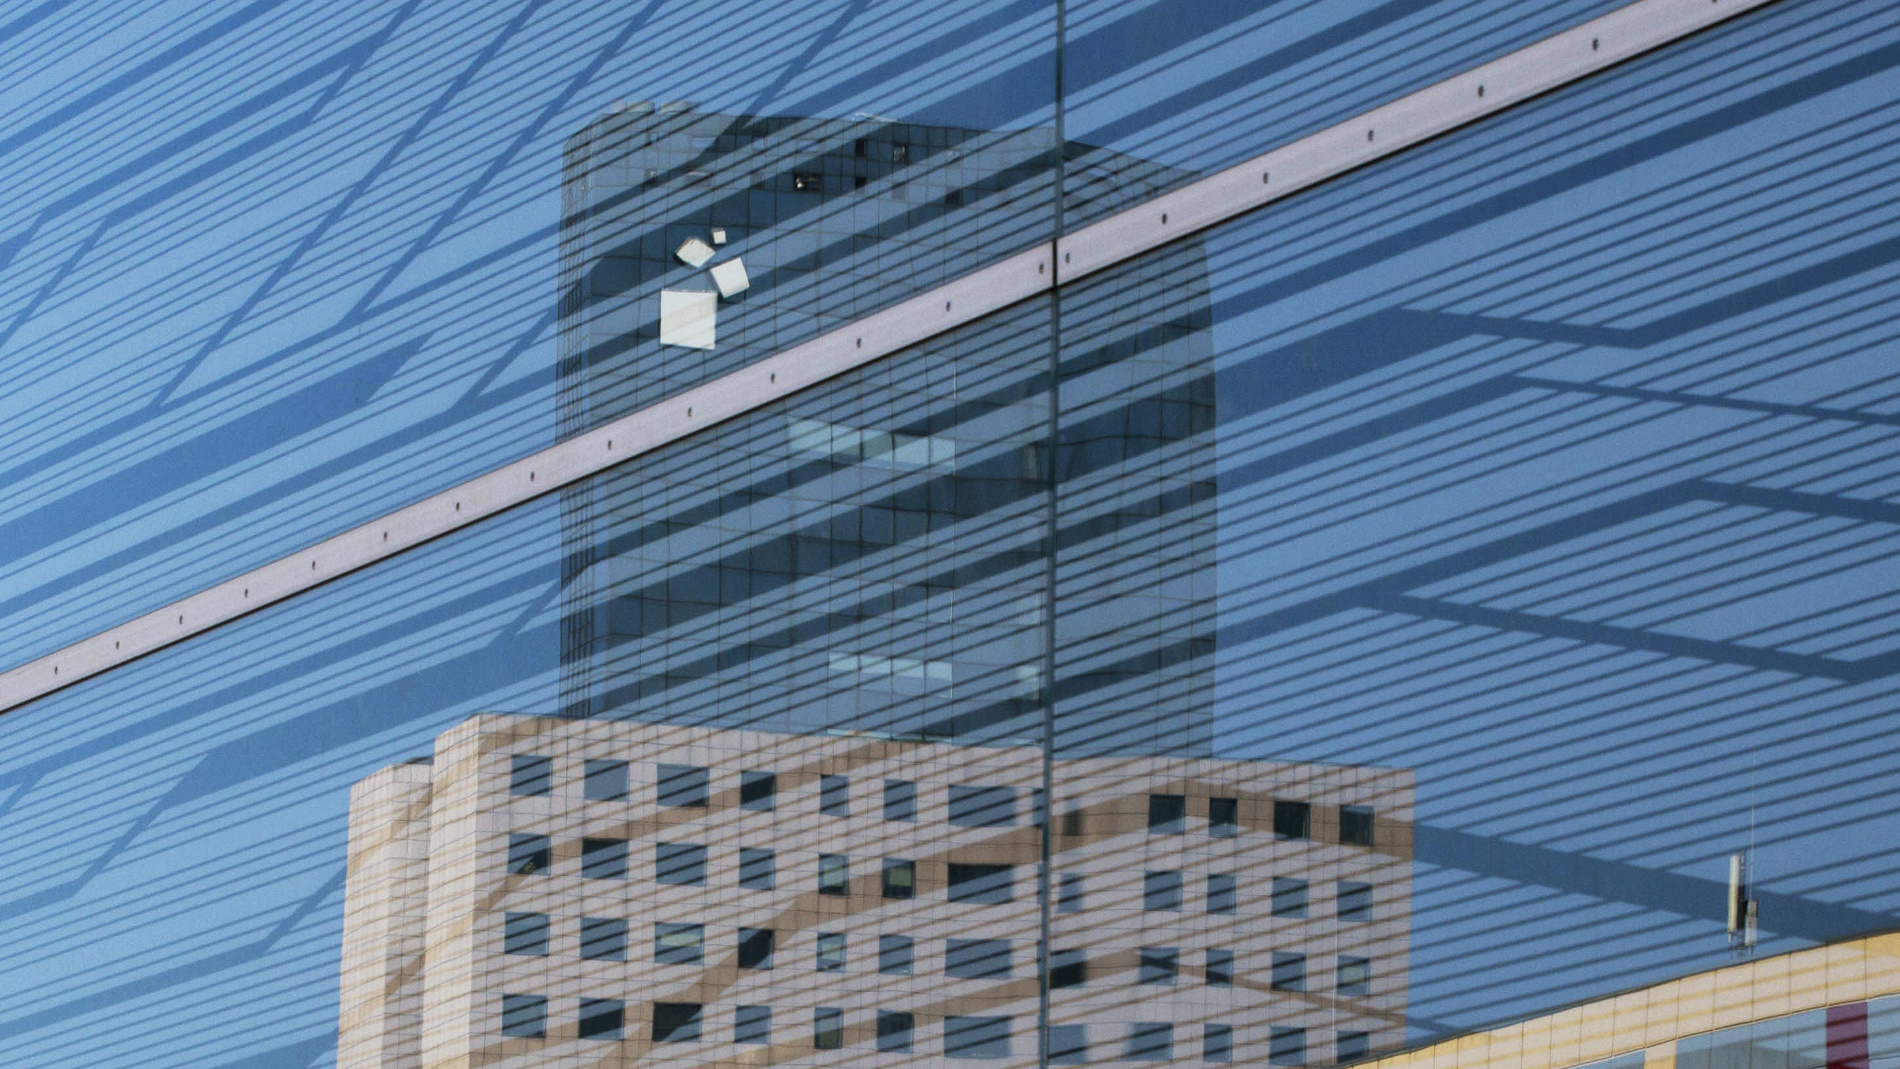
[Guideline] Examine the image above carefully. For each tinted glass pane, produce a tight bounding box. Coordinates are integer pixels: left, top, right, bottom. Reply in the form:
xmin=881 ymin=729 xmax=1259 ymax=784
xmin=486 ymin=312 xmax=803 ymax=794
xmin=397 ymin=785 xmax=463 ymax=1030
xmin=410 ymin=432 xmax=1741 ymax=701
xmin=944 ymin=1015 xmax=1012 ymax=1059
xmin=579 ymin=998 xmax=624 ymax=1040
xmin=503 ymin=912 xmax=550 ymax=956
xmin=580 ymin=917 xmax=629 ymax=962
xmin=1147 ymin=793 xmax=1185 ymax=833
xmin=584 ymin=759 xmax=630 ymax=802
xmin=947 ymin=784 xmax=1016 ymax=826
xmin=510 ymin=754 xmax=552 ymax=796
xmin=945 ymin=938 xmax=1012 ymax=979
xmin=656 ymin=763 xmax=709 ymax=807
xmin=884 ymin=778 xmax=917 ymax=821
xmin=653 ymin=1002 xmax=702 ymax=1043
xmin=740 ymin=771 xmax=777 ymax=810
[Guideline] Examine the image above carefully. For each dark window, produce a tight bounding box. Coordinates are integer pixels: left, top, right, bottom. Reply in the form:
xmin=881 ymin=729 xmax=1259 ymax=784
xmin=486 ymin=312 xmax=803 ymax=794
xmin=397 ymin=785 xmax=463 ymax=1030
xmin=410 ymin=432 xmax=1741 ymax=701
xmin=737 ymin=927 xmax=774 ymax=970
xmin=1205 ymin=1024 xmax=1234 ymax=1064
xmin=947 ymin=863 xmax=1012 ymax=904
xmin=657 ymin=763 xmax=709 ymax=807
xmin=945 ymin=1015 xmax=1011 ymax=1059
xmin=948 ymin=785 xmax=1015 ymax=826
xmin=882 ymin=858 xmax=916 ymax=899
xmin=816 ymin=932 xmax=846 ymax=972
xmin=821 ymin=774 xmax=850 ymax=816
xmin=1271 ymin=1027 xmax=1307 ymax=1065
xmin=1337 ymin=955 xmax=1372 ymax=996
xmin=893 ymin=144 xmax=909 ymax=164
xmin=506 ymin=833 xmax=549 ymax=876
xmin=1209 ymin=797 xmax=1238 ymax=837
xmin=1057 ymin=873 xmax=1084 ymax=913
xmin=1272 ymin=951 xmax=1307 ymax=991
xmin=583 ymin=759 xmax=628 ymax=802
xmin=1207 ymin=873 xmax=1237 ymax=914
xmin=1274 ymin=800 xmax=1311 ymax=839
xmin=1337 ymin=881 xmax=1373 ymax=922
xmin=1338 ymin=1030 xmax=1371 ymax=1063
xmin=1062 ymin=810 xmax=1085 ymax=837
xmin=1143 ymin=870 xmax=1182 ymax=911
xmin=654 ymin=842 xmax=706 ymax=885
xmin=503 ymin=912 xmax=548 ymax=956
xmin=818 ymin=854 xmax=849 ymax=895
xmin=814 ymin=1007 xmax=844 ymax=1050
xmin=1139 ymin=947 xmax=1179 ymax=986
xmin=734 ymin=1005 xmax=771 ymax=1045
xmin=1207 ymin=949 xmax=1234 ymax=987
xmin=879 ymin=934 xmax=914 ymax=975
xmin=740 ymin=771 xmax=776 ymax=811
xmin=877 ymin=1011 xmax=914 ymax=1053
xmin=500 ymin=994 xmax=547 ymax=1038
xmin=1127 ymin=1023 xmax=1174 ymax=1061
xmin=884 ymin=779 xmax=917 ymax=821
xmin=1340 ymin=805 xmax=1375 ymax=847
xmin=579 ymin=998 xmax=623 ymax=1041
xmin=1272 ymin=877 xmax=1309 ymax=917
xmin=653 ymin=1002 xmax=702 ymax=1043
xmin=1050 ymin=1024 xmax=1088 ymax=1065
xmin=1148 ymin=793 xmax=1186 ymax=833
xmin=945 ymin=938 xmax=1010 ymax=979
xmin=653 ymin=922 xmax=703 ymax=965
xmin=581 ymin=837 xmax=628 ymax=879
xmin=510 ymin=755 xmax=551 ymax=796
xmin=1050 ymin=948 xmax=1086 ymax=988
xmin=579 ymin=917 xmax=627 ymax=961
xmin=739 ymin=847 xmax=775 ymax=890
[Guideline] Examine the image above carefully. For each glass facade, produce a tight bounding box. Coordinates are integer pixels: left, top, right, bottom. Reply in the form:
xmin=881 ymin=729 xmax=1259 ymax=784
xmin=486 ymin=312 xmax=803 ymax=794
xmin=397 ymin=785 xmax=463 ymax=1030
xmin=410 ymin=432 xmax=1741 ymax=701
xmin=2 ymin=0 xmax=1899 ymax=1066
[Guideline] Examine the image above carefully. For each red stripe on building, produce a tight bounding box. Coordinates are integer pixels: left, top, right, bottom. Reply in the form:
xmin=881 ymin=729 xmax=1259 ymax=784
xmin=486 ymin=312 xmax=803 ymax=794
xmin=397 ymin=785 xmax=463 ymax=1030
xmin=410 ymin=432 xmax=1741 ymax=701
xmin=1828 ymin=1002 xmax=1869 ymax=1069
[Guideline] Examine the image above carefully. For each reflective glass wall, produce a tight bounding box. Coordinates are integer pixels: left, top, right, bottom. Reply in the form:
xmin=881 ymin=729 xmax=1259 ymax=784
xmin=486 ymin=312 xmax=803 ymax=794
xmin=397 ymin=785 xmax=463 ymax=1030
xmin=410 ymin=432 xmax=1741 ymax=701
xmin=3 ymin=1 xmax=1899 ymax=1067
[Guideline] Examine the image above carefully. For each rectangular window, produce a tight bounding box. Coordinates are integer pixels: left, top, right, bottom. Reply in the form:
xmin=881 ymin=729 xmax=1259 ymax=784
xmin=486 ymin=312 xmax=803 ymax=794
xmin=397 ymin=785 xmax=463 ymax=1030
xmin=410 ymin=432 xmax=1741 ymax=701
xmin=739 ymin=847 xmax=775 ymax=890
xmin=1143 ymin=870 xmax=1183 ymax=911
xmin=653 ymin=1002 xmax=702 ymax=1043
xmin=1208 ymin=953 xmax=1238 ymax=987
xmin=734 ymin=1005 xmax=771 ymax=1045
xmin=653 ymin=922 xmax=704 ymax=965
xmin=1270 ymin=1027 xmax=1307 ymax=1066
xmin=500 ymin=994 xmax=547 ymax=1038
xmin=503 ymin=912 xmax=548 ymax=956
xmin=1206 ymin=948 xmax=1234 ymax=987
xmin=654 ymin=842 xmax=706 ymax=885
xmin=509 ymin=755 xmax=551 ymax=796
xmin=945 ymin=938 xmax=1010 ymax=979
xmin=579 ymin=916 xmax=627 ymax=962
xmin=1272 ymin=877 xmax=1309 ymax=917
xmin=740 ymin=771 xmax=776 ymax=811
xmin=1209 ymin=796 xmax=1238 ymax=837
xmin=1340 ymin=805 xmax=1375 ymax=847
xmin=657 ymin=763 xmax=709 ymax=807
xmin=821 ymin=774 xmax=850 ymax=816
xmin=581 ymin=837 xmax=628 ymax=880
xmin=1057 ymin=873 xmax=1084 ymax=913
xmin=945 ymin=1016 xmax=1011 ymax=1059
xmin=879 ymin=934 xmax=914 ymax=975
xmin=878 ymin=1011 xmax=915 ymax=1053
xmin=737 ymin=927 xmax=774 ymax=970
xmin=1271 ymin=951 xmax=1307 ymax=992
xmin=506 ymin=833 xmax=549 ymax=876
xmin=1205 ymin=1024 xmax=1234 ymax=1064
xmin=818 ymin=854 xmax=849 ymax=895
xmin=1337 ymin=955 xmax=1372 ymax=996
xmin=884 ymin=779 xmax=917 ymax=821
xmin=814 ymin=1007 xmax=844 ymax=1050
xmin=816 ymin=932 xmax=846 ymax=972
xmin=947 ymin=863 xmax=1012 ymax=904
xmin=1338 ymin=1031 xmax=1371 ymax=1063
xmin=1138 ymin=947 xmax=1179 ymax=986
xmin=1337 ymin=881 xmax=1373 ymax=922
xmin=579 ymin=998 xmax=623 ymax=1041
xmin=948 ymin=785 xmax=1016 ymax=826
xmin=882 ymin=858 xmax=915 ymax=899
xmin=1207 ymin=873 xmax=1237 ymax=914
xmin=1273 ymin=800 xmax=1312 ymax=840
xmin=1148 ymin=793 xmax=1186 ymax=833
xmin=583 ymin=759 xmax=628 ymax=802
xmin=1050 ymin=948 xmax=1086 ymax=988
xmin=1126 ymin=1023 xmax=1173 ymax=1061
xmin=1049 ymin=1024 xmax=1088 ymax=1065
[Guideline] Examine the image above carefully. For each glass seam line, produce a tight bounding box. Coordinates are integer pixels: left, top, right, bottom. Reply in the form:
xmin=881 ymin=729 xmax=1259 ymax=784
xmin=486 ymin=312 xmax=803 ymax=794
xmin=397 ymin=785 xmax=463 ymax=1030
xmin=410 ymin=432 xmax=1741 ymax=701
xmin=0 ymin=0 xmax=1780 ymax=715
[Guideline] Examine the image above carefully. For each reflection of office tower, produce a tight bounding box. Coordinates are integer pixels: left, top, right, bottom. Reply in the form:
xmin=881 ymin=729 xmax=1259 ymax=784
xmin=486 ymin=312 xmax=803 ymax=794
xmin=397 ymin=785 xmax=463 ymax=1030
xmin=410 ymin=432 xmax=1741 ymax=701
xmin=554 ymin=109 xmax=1216 ymax=756
xmin=338 ymin=715 xmax=1412 ymax=1068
